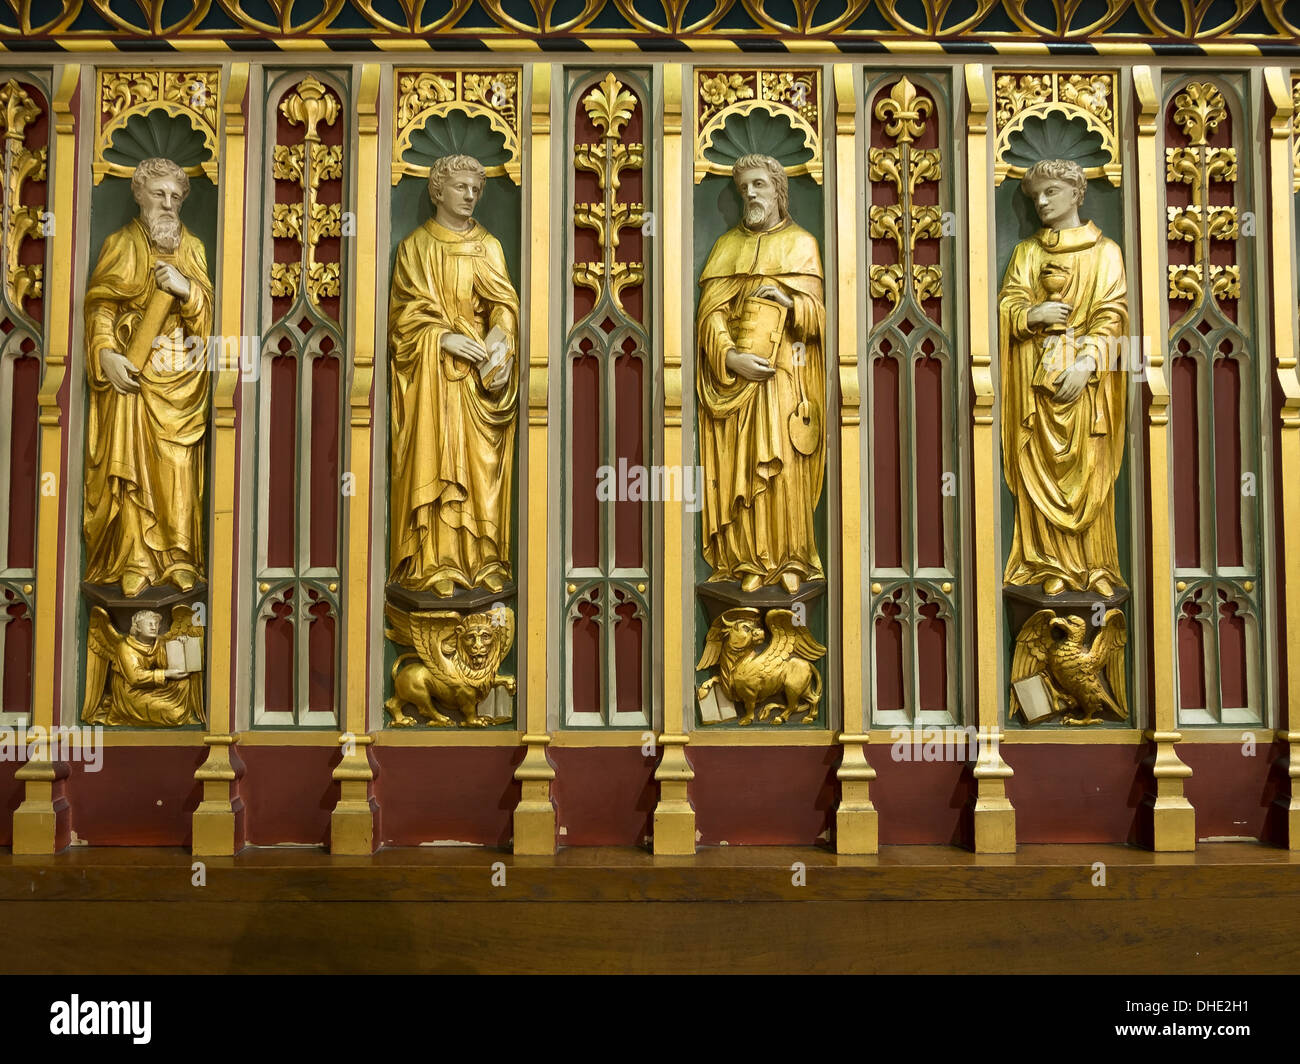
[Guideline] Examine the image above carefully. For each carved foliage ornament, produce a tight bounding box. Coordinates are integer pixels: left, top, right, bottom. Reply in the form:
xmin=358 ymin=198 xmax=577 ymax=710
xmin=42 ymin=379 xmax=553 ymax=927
xmin=0 ymin=80 xmax=46 ymax=319
xmin=2 ymin=1 xmax=1297 ymax=40
xmin=695 ymin=68 xmax=821 ymax=185
xmin=868 ymin=76 xmax=942 ymax=310
xmin=392 ymin=69 xmax=521 ymax=186
xmin=271 ymin=75 xmax=343 ymax=307
xmin=993 ymin=70 xmax=1121 ymax=188
xmin=94 ymin=68 xmax=219 ymax=184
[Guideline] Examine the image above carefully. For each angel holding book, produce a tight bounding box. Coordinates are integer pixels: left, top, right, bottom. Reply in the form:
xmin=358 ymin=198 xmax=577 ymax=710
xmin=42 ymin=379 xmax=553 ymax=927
xmin=83 ymin=606 xmax=205 ymax=727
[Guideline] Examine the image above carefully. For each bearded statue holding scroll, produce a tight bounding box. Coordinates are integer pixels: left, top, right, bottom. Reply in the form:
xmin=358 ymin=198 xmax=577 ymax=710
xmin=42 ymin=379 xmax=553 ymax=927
xmin=697 ymin=154 xmax=826 ymax=595
xmin=83 ymin=157 xmax=214 ymax=598
xmin=999 ymin=159 xmax=1128 ymax=598
xmin=389 ymin=154 xmax=520 ymax=597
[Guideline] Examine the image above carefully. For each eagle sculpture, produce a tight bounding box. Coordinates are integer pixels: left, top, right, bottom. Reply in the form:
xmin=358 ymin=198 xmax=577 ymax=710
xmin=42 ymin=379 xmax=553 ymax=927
xmin=1010 ymin=608 xmax=1127 ymax=726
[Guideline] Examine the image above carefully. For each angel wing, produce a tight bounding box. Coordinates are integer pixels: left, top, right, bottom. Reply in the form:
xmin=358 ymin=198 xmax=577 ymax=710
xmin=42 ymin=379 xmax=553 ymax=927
xmin=695 ymin=614 xmax=728 ymax=672
xmin=763 ymin=609 xmax=827 ymax=664
xmin=1092 ymin=608 xmax=1129 ymax=720
xmin=82 ymin=607 xmax=123 ymax=723
xmin=406 ymin=610 xmax=465 ymax=670
xmin=1009 ymin=609 xmax=1058 ymax=721
xmin=162 ymin=603 xmax=203 ymax=640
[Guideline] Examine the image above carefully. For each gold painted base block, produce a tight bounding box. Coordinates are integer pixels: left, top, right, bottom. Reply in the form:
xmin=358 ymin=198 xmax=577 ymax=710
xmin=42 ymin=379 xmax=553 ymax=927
xmin=835 ymin=806 xmax=878 ymax=855
xmin=330 ymin=798 xmax=379 ymax=855
xmin=653 ymin=803 xmax=696 ymax=856
xmin=1149 ymin=801 xmax=1196 ymax=852
xmin=513 ymin=795 xmax=557 ymax=855
xmin=1290 ymin=804 xmax=1300 ymax=853
xmin=973 ymin=803 xmax=1016 ymax=854
xmin=192 ymin=799 xmax=245 ymax=857
xmin=11 ymin=799 xmax=69 ymax=855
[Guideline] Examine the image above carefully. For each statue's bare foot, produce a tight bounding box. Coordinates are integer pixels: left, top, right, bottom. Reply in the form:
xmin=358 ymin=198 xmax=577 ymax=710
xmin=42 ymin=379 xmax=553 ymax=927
xmin=1094 ymin=577 xmax=1114 ymax=597
xmin=482 ymin=571 xmax=505 ymax=592
xmin=1043 ymin=576 xmax=1065 ymax=595
xmin=432 ymin=578 xmax=455 ymax=597
xmin=740 ymin=574 xmax=762 ymax=592
xmin=780 ymin=572 xmax=799 ymax=594
xmin=122 ymin=572 xmax=148 ymax=598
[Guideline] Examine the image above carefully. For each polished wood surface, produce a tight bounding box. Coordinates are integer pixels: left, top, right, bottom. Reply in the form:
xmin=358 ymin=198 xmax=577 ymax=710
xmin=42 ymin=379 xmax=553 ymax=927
xmin=2 ymin=844 xmax=1296 ymax=973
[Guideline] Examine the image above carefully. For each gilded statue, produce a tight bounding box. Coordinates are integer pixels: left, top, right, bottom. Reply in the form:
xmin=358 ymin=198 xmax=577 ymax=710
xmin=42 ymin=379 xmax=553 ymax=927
xmin=697 ymin=154 xmax=826 ymax=594
xmin=83 ymin=605 xmax=205 ymax=727
xmin=998 ymin=158 xmax=1128 ymax=597
xmin=389 ymin=154 xmax=520 ymax=597
xmin=384 ymin=604 xmax=516 ymax=727
xmin=83 ymin=157 xmax=214 ymax=597
xmin=695 ymin=607 xmax=826 ymax=726
xmin=1010 ymin=608 xmax=1127 ymax=726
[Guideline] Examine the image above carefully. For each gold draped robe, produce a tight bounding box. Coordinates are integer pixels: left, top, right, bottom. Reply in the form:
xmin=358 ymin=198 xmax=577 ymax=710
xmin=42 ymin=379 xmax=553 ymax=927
xmin=697 ymin=218 xmax=826 ymax=585
xmin=83 ymin=219 xmax=213 ymax=590
xmin=84 ymin=635 xmax=204 ymax=728
xmin=388 ymin=218 xmax=520 ymax=590
xmin=998 ymin=220 xmax=1128 ymax=592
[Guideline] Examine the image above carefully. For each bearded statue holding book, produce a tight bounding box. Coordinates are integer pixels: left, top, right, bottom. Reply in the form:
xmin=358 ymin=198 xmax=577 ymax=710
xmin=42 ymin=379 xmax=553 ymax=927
xmin=83 ymin=157 xmax=213 ymax=598
xmin=388 ymin=154 xmax=519 ymax=597
xmin=697 ymin=154 xmax=826 ymax=595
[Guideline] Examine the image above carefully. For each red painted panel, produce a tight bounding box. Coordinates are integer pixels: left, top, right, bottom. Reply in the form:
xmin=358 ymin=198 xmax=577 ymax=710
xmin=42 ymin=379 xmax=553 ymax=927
xmin=916 ymin=596 xmax=947 ymax=714
xmin=613 ymin=342 xmax=644 ymax=569
xmin=264 ymin=595 xmax=295 ymax=713
xmin=1009 ymin=743 xmax=1146 ymax=844
xmin=1218 ymin=598 xmax=1248 ymax=710
xmin=1171 ymin=354 xmax=1200 ymax=568
xmin=2 ymin=597 xmax=31 ymax=716
xmin=550 ymin=746 xmax=656 ymax=846
xmin=306 ymin=595 xmax=335 ymax=717
xmin=875 ymin=595 xmax=904 ymax=712
xmin=873 ymin=354 xmax=901 ymax=567
xmin=1181 ymin=742 xmax=1272 ymax=841
xmin=690 ymin=746 xmax=836 ymax=846
xmin=68 ymin=747 xmax=206 ymax=846
xmin=1178 ymin=606 xmax=1207 ymax=711
xmin=0 ymin=756 xmax=19 ymax=847
xmin=570 ymin=348 xmax=600 ymax=568
xmin=570 ymin=594 xmax=601 ymax=718
xmin=612 ymin=596 xmax=642 ymax=718
xmin=374 ymin=745 xmax=521 ymax=847
xmin=309 ymin=353 xmax=340 ymax=568
xmin=871 ymin=752 xmax=969 ymax=845
xmin=1213 ymin=354 xmax=1243 ymax=568
xmin=240 ymin=745 xmax=335 ymax=847
xmin=7 ymin=355 xmax=38 ymax=569
xmin=266 ymin=354 xmax=297 ymax=569
xmin=914 ymin=353 xmax=944 ymax=569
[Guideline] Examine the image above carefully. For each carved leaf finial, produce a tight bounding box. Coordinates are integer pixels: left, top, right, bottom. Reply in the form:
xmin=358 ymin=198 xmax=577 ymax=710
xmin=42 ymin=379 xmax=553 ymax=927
xmin=280 ymin=75 xmax=340 ymax=144
xmin=582 ymin=73 xmax=638 ymax=141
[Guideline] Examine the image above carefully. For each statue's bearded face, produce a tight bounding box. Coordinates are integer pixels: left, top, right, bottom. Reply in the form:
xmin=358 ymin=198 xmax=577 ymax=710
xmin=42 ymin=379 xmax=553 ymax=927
xmin=434 ymin=170 xmax=484 ymax=228
xmin=735 ymin=168 xmax=780 ymax=231
xmin=1028 ymin=176 xmax=1083 ymax=230
xmin=138 ymin=175 xmax=185 ymax=252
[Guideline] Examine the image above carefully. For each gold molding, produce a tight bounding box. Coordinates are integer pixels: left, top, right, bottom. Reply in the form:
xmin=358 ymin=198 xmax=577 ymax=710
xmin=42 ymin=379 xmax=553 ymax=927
xmin=833 ymin=65 xmax=877 ymax=854
xmin=92 ymin=68 xmax=219 ymax=185
xmin=329 ymin=63 xmax=381 ymax=855
xmin=513 ymin=64 xmax=556 ymax=856
xmin=1265 ymin=67 xmax=1299 ymax=850
xmin=12 ymin=65 xmax=76 ymax=856
xmin=0 ymin=79 xmax=47 ymax=314
xmin=992 ymin=70 xmax=1121 ymax=188
xmin=191 ymin=62 xmax=249 ymax=858
xmin=1135 ymin=65 xmax=1195 ymax=851
xmin=965 ymin=63 xmax=1015 ymax=854
xmin=653 ymin=63 xmax=695 ymax=856
xmin=391 ymin=68 xmax=522 ymax=186
xmin=693 ymin=67 xmax=822 ymax=185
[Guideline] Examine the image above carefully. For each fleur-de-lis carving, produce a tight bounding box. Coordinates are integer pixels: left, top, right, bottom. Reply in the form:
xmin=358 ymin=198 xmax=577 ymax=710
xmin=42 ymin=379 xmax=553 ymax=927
xmin=875 ymin=76 xmax=932 ymax=146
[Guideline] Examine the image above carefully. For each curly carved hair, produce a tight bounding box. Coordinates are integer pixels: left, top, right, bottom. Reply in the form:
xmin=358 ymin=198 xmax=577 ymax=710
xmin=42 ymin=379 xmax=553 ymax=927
xmin=131 ymin=157 xmax=190 ymax=204
xmin=428 ymin=154 xmax=486 ymax=206
xmin=1021 ymin=158 xmax=1087 ymax=201
xmin=732 ymin=153 xmax=789 ymax=220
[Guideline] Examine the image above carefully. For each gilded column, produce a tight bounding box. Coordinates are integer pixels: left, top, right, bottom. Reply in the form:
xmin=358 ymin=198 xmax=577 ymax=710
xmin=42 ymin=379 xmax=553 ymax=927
xmin=965 ymin=64 xmax=1015 ymax=853
xmin=1134 ymin=66 xmax=1195 ymax=851
xmin=12 ymin=66 xmax=77 ymax=855
xmin=513 ymin=63 xmax=558 ymax=855
xmin=1265 ymin=67 xmax=1300 ymax=849
xmin=330 ymin=64 xmax=381 ymax=855
xmin=832 ymin=64 xmax=877 ymax=854
xmin=652 ymin=64 xmax=696 ymax=855
xmin=192 ymin=63 xmax=250 ymax=857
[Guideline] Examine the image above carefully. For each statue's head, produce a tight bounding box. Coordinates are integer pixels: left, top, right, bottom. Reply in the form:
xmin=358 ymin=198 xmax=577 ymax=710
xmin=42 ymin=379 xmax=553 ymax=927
xmin=131 ymin=157 xmax=189 ymax=253
xmin=455 ymin=614 xmax=497 ymax=671
xmin=1021 ymin=159 xmax=1086 ymax=230
xmin=130 ymin=610 xmax=163 ymax=641
xmin=719 ymin=607 xmax=765 ymax=652
xmin=428 ymin=154 xmax=486 ymax=230
xmin=732 ymin=154 xmax=788 ymax=232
